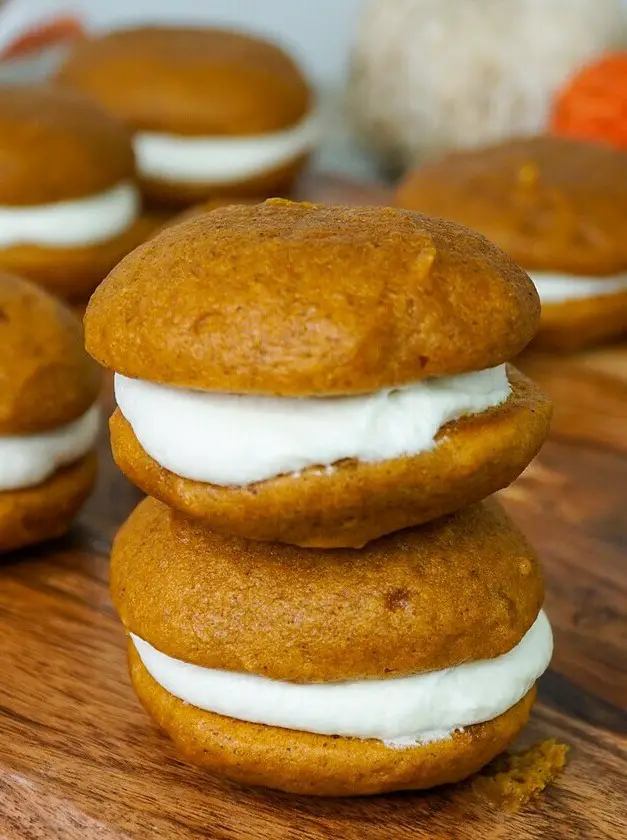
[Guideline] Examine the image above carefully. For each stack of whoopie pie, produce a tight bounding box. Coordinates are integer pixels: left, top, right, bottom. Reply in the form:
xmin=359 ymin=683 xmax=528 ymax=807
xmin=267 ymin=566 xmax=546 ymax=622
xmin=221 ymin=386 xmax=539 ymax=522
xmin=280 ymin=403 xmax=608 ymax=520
xmin=85 ymin=200 xmax=553 ymax=796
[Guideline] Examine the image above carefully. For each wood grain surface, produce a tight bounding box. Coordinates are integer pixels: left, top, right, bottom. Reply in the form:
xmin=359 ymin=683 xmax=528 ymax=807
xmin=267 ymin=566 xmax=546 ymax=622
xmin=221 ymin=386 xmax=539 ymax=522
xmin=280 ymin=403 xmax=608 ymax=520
xmin=0 ymin=175 xmax=626 ymax=840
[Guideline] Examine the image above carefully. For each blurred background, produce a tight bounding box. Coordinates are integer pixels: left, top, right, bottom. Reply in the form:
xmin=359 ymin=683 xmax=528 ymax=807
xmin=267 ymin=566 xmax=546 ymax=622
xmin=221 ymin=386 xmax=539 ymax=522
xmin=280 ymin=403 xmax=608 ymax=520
xmin=4 ymin=0 xmax=624 ymax=183
xmin=0 ymin=0 xmax=371 ymax=176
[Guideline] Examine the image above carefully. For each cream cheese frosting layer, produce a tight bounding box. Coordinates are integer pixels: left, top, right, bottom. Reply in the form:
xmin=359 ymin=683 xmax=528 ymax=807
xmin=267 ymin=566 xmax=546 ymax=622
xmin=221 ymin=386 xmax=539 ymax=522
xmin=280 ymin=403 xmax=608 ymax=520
xmin=133 ymin=111 xmax=319 ymax=185
xmin=529 ymin=271 xmax=627 ymax=304
xmin=0 ymin=403 xmax=100 ymax=491
xmin=0 ymin=182 xmax=140 ymax=248
xmin=131 ymin=610 xmax=552 ymax=747
xmin=114 ymin=364 xmax=511 ymax=487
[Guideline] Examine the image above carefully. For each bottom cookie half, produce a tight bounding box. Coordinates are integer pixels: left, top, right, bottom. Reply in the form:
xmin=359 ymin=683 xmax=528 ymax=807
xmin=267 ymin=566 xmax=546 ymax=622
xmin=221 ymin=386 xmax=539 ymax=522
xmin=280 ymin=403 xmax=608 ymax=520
xmin=0 ymin=451 xmax=97 ymax=552
xmin=535 ymin=291 xmax=627 ymax=352
xmin=129 ymin=644 xmax=536 ymax=797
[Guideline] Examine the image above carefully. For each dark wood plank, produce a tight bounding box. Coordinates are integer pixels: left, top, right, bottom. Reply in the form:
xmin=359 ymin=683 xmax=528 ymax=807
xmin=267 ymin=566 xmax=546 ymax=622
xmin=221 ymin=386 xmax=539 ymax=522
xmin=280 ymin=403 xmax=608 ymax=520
xmin=0 ymin=540 xmax=625 ymax=840
xmin=0 ymin=175 xmax=625 ymax=839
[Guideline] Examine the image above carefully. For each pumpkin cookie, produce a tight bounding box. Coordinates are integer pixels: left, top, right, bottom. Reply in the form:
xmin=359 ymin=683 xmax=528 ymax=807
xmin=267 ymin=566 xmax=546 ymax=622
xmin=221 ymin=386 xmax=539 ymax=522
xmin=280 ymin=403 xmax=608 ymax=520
xmin=55 ymin=27 xmax=317 ymax=207
xmin=0 ymin=272 xmax=100 ymax=550
xmin=0 ymin=85 xmax=149 ymax=302
xmin=113 ymin=497 xmax=552 ymax=796
xmin=396 ymin=136 xmax=627 ymax=351
xmin=85 ymin=200 xmax=550 ymax=547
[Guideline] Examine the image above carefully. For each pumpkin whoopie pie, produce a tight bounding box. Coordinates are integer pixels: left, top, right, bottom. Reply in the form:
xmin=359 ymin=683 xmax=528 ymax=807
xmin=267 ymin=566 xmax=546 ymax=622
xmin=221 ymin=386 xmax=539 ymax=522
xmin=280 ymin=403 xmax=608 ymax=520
xmin=0 ymin=272 xmax=100 ymax=551
xmin=55 ymin=27 xmax=317 ymax=207
xmin=0 ymin=85 xmax=152 ymax=303
xmin=396 ymin=136 xmax=627 ymax=352
xmin=112 ymin=497 xmax=552 ymax=796
xmin=85 ymin=199 xmax=551 ymax=548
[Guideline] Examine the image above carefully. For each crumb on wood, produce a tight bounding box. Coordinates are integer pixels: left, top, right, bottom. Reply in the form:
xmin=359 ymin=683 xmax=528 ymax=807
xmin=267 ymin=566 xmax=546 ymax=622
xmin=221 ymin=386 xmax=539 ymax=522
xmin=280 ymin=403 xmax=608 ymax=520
xmin=470 ymin=739 xmax=569 ymax=812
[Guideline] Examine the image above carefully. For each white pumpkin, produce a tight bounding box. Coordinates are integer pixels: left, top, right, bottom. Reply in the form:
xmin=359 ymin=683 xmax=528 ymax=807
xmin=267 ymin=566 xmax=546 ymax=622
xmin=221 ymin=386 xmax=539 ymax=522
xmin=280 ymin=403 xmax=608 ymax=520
xmin=347 ymin=0 xmax=627 ymax=174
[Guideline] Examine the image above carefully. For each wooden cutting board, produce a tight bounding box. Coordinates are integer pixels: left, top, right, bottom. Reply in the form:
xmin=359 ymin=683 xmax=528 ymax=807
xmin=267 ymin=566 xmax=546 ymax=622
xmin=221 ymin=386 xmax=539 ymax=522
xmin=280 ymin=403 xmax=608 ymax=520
xmin=0 ymin=176 xmax=625 ymax=840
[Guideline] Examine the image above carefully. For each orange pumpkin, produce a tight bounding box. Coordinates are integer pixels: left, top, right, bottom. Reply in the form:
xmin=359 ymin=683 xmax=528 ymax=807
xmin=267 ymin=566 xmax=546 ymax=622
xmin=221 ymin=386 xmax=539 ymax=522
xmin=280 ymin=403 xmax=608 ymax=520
xmin=551 ymin=52 xmax=627 ymax=149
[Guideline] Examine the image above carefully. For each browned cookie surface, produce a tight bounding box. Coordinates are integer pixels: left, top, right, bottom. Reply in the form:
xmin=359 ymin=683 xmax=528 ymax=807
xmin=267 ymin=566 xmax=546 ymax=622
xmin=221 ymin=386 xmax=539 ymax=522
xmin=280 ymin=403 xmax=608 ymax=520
xmin=0 ymin=85 xmax=134 ymax=206
xmin=0 ymin=452 xmax=97 ymax=552
xmin=55 ymin=27 xmax=311 ymax=136
xmin=129 ymin=645 xmax=536 ymax=797
xmin=85 ymin=200 xmax=539 ymax=394
xmin=396 ymin=136 xmax=627 ymax=276
xmin=112 ymin=496 xmax=543 ymax=682
xmin=0 ymin=272 xmax=100 ymax=433
xmin=110 ymin=366 xmax=551 ymax=548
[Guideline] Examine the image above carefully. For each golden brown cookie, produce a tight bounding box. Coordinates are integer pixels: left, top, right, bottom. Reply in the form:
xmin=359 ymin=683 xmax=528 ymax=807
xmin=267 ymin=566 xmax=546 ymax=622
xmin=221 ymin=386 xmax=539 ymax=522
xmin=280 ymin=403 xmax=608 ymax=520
xmin=85 ymin=201 xmax=540 ymax=393
xmin=0 ymin=85 xmax=146 ymax=301
xmin=55 ymin=27 xmax=314 ymax=206
xmin=0 ymin=452 xmax=97 ymax=552
xmin=55 ymin=27 xmax=311 ymax=135
xmin=110 ymin=365 xmax=551 ymax=548
xmin=395 ymin=136 xmax=627 ymax=276
xmin=112 ymin=497 xmax=543 ymax=682
xmin=396 ymin=136 xmax=627 ymax=350
xmin=0 ymin=271 xmax=100 ymax=434
xmin=131 ymin=647 xmax=536 ymax=796
xmin=0 ymin=85 xmax=134 ymax=205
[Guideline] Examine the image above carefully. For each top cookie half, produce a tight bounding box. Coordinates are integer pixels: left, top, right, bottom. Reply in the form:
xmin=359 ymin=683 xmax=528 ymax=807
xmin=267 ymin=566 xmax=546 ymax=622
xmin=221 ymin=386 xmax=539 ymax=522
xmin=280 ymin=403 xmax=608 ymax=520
xmin=54 ymin=26 xmax=311 ymax=136
xmin=0 ymin=85 xmax=134 ymax=206
xmin=396 ymin=136 xmax=627 ymax=276
xmin=84 ymin=199 xmax=539 ymax=395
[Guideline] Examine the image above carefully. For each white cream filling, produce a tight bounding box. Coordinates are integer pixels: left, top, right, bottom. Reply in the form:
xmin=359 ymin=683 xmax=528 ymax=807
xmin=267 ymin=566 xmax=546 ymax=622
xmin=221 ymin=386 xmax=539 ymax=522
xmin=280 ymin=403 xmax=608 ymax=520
xmin=133 ymin=111 xmax=319 ymax=185
xmin=132 ymin=610 xmax=552 ymax=747
xmin=0 ymin=404 xmax=100 ymax=491
xmin=114 ymin=365 xmax=510 ymax=487
xmin=529 ymin=271 xmax=627 ymax=304
xmin=0 ymin=182 xmax=140 ymax=248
